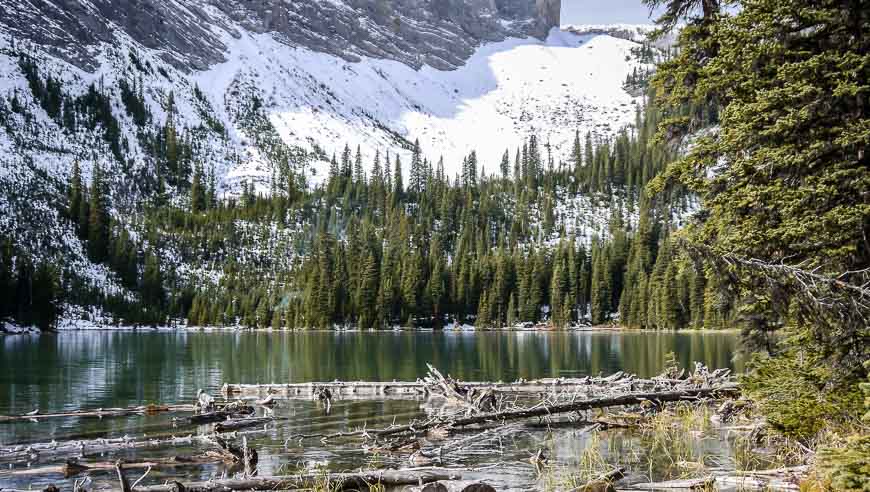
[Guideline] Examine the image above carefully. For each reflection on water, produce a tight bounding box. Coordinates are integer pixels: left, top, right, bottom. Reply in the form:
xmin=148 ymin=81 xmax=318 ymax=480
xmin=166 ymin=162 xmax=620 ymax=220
xmin=0 ymin=330 xmax=741 ymax=418
xmin=0 ymin=330 xmax=743 ymax=490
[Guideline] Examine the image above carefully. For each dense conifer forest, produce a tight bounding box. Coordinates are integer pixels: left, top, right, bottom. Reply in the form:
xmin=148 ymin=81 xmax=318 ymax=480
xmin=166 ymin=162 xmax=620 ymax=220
xmin=2 ymin=76 xmax=721 ymax=332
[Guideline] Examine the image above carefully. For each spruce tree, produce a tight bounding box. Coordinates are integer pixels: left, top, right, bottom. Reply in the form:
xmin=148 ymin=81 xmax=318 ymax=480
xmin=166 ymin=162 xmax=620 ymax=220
xmin=68 ymin=160 xmax=83 ymax=225
xmin=87 ymin=164 xmax=110 ymax=263
xmin=357 ymin=253 xmax=379 ymax=329
xmin=141 ymin=250 xmax=165 ymax=314
xmin=190 ymin=162 xmax=205 ymax=213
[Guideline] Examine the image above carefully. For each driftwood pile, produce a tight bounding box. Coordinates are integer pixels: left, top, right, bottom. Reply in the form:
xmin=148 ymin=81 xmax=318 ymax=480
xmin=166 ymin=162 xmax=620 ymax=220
xmin=0 ymin=363 xmax=803 ymax=491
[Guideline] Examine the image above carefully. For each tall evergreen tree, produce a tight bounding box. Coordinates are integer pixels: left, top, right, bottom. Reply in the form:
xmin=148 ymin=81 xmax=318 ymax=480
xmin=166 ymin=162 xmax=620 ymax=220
xmin=87 ymin=164 xmax=110 ymax=263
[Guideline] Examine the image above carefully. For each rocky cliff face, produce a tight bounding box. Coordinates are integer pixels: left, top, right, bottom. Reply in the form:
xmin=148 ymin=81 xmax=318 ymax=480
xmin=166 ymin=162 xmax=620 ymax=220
xmin=3 ymin=0 xmax=560 ymax=72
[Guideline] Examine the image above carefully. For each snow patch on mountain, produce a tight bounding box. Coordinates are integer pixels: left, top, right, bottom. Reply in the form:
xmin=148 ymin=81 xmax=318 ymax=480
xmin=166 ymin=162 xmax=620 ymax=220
xmin=197 ymin=26 xmax=650 ymax=184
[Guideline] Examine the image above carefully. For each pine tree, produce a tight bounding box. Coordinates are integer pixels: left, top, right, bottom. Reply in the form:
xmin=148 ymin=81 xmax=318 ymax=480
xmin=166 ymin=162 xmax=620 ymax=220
xmin=409 ymin=139 xmax=423 ymax=196
xmin=357 ymin=253 xmax=379 ymax=329
xmin=571 ymin=130 xmax=582 ymax=183
xmin=87 ymin=164 xmax=110 ymax=263
xmin=207 ymin=164 xmax=217 ymax=209
xmin=589 ymin=239 xmax=611 ymax=325
xmin=392 ymin=154 xmax=403 ymax=205
xmin=30 ymin=262 xmax=60 ymax=330
xmin=190 ymin=162 xmax=205 ymax=213
xmin=506 ymin=292 xmax=517 ymax=327
xmin=141 ymin=250 xmax=165 ymax=315
xmin=353 ymin=145 xmax=364 ymax=185
xmin=68 ymin=160 xmax=83 ymax=225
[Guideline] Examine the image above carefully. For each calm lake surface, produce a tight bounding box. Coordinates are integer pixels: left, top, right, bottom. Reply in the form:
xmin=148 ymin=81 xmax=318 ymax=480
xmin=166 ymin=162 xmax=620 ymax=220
xmin=0 ymin=330 xmax=744 ymax=490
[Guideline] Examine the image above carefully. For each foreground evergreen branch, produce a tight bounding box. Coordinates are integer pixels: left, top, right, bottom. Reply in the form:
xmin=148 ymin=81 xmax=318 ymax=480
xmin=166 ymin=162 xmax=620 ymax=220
xmin=646 ymin=0 xmax=869 ymax=475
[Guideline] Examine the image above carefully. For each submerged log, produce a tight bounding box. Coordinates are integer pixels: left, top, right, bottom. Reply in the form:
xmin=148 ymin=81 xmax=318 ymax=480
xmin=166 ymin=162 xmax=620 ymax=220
xmin=630 ymin=477 xmax=714 ymax=490
xmin=8 ymin=438 xmax=257 ymax=478
xmin=10 ymin=457 xmax=215 ymax=478
xmin=132 ymin=467 xmax=461 ymax=491
xmin=214 ymin=417 xmax=274 ymax=433
xmin=0 ymin=434 xmax=215 ymax=463
xmin=714 ymin=475 xmax=800 ymax=491
xmin=0 ymin=424 xmax=271 ymax=465
xmin=0 ymin=404 xmax=198 ymax=423
xmin=0 ymin=399 xmax=257 ymax=424
xmin=175 ymin=405 xmax=254 ymax=426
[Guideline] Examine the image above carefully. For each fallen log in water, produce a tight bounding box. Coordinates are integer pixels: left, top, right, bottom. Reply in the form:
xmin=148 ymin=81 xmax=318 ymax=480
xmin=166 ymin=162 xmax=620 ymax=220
xmin=214 ymin=417 xmax=276 ymax=433
xmin=0 ymin=404 xmax=198 ymax=423
xmin=223 ymin=371 xmax=732 ymax=401
xmin=174 ymin=405 xmax=255 ymax=426
xmin=1 ymin=434 xmax=204 ymax=463
xmin=9 ymin=456 xmax=220 ymax=478
xmin=132 ymin=467 xmax=461 ymax=492
xmin=293 ymin=384 xmax=739 ymax=442
xmin=0 ymin=425 xmax=270 ymax=464
xmin=628 ymin=466 xmax=807 ymax=492
xmin=0 ymin=399 xmax=258 ymax=424
xmin=630 ymin=477 xmax=714 ymax=490
xmin=713 ymin=471 xmax=804 ymax=491
xmin=7 ymin=436 xmax=257 ymax=478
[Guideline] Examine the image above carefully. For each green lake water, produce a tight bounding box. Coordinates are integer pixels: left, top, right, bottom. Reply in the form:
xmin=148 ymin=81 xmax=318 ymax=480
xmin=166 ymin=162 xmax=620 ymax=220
xmin=0 ymin=330 xmax=745 ymax=490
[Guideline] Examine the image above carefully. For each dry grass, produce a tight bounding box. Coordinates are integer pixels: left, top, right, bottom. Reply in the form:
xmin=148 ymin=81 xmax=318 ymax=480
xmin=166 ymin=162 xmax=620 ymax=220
xmin=636 ymin=402 xmax=716 ymax=480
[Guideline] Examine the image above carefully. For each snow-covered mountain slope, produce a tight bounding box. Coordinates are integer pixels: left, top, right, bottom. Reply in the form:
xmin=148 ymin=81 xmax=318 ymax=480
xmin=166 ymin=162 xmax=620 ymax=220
xmin=0 ymin=22 xmax=651 ymax=194
xmin=205 ymin=26 xmax=649 ymax=188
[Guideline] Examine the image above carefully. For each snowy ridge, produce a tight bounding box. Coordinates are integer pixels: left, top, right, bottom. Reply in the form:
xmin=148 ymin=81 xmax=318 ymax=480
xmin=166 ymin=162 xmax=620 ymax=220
xmin=197 ymin=26 xmax=650 ymax=188
xmin=561 ymin=24 xmax=657 ymax=44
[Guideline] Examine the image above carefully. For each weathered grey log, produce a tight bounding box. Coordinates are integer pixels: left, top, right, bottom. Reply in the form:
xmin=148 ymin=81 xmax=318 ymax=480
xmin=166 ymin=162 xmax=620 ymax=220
xmin=132 ymin=467 xmax=461 ymax=491
xmin=223 ymin=369 xmax=734 ymax=401
xmin=0 ymin=434 xmax=220 ymax=463
xmin=0 ymin=404 xmax=198 ymax=423
xmin=9 ymin=438 xmax=256 ymax=478
xmin=367 ymin=384 xmax=740 ymax=439
xmin=630 ymin=477 xmax=713 ymax=490
xmin=222 ymin=378 xmax=634 ymax=400
xmin=714 ymin=475 xmax=800 ymax=491
xmin=0 ymin=425 xmax=270 ymax=465
xmin=0 ymin=399 xmax=260 ymax=423
xmin=0 ymin=487 xmax=62 ymax=492
xmin=9 ymin=457 xmax=219 ymax=478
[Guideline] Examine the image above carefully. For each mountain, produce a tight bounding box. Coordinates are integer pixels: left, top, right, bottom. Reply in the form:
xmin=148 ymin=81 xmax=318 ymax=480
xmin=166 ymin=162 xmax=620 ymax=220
xmin=0 ymin=0 xmax=661 ymax=328
xmin=0 ymin=1 xmax=653 ymax=192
